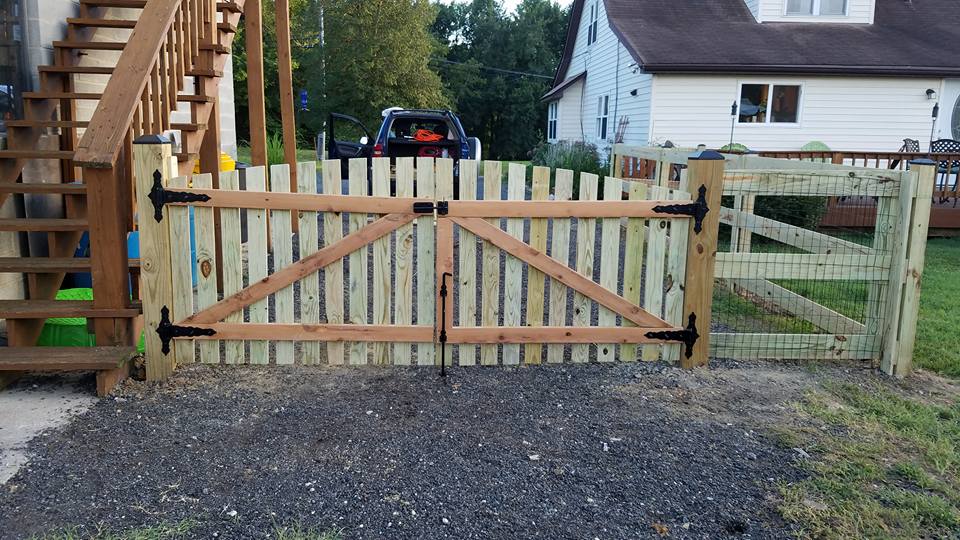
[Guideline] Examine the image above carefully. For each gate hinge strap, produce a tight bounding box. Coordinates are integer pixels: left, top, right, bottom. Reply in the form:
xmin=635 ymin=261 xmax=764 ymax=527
xmin=148 ymin=169 xmax=212 ymax=222
xmin=413 ymin=201 xmax=449 ymax=215
xmin=156 ymin=305 xmax=216 ymax=355
xmin=652 ymin=184 xmax=709 ymax=233
xmin=644 ymin=313 xmax=700 ymax=359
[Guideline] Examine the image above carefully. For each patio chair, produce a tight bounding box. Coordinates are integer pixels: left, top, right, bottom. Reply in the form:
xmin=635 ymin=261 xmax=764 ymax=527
xmin=890 ymin=138 xmax=920 ymax=169
xmin=930 ymin=139 xmax=960 ymax=205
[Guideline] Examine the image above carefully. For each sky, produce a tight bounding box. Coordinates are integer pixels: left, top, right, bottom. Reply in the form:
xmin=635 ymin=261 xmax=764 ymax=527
xmin=436 ymin=0 xmax=573 ymax=15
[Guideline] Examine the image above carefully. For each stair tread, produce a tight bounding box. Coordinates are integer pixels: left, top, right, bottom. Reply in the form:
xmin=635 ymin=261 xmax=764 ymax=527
xmin=0 ymin=183 xmax=87 ymax=194
xmin=0 ymin=347 xmax=137 ymax=371
xmin=6 ymin=119 xmax=202 ymax=131
xmin=0 ymin=150 xmax=75 ymax=159
xmin=0 ymin=218 xmax=88 ymax=232
xmin=0 ymin=257 xmax=140 ymax=272
xmin=53 ymin=41 xmax=126 ymax=50
xmin=21 ymin=91 xmax=211 ymax=103
xmin=39 ymin=65 xmax=115 ymax=75
xmin=0 ymin=299 xmax=141 ymax=319
xmin=66 ymin=18 xmax=137 ymax=28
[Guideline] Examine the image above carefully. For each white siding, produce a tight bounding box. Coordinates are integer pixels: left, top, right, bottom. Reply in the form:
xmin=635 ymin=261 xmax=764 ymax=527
xmin=649 ymin=75 xmax=941 ymax=151
xmin=757 ymin=0 xmax=875 ymax=24
xmin=744 ymin=0 xmax=761 ymax=21
xmin=555 ymin=78 xmax=584 ymax=141
xmin=557 ymin=0 xmax=652 ymax=150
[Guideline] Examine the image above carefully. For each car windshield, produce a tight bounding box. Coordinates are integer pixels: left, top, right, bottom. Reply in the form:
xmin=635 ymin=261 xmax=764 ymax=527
xmin=388 ymin=117 xmax=455 ymax=140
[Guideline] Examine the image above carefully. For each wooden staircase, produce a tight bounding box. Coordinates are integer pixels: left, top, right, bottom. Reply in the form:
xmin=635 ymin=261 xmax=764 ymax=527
xmin=0 ymin=0 xmax=245 ymax=395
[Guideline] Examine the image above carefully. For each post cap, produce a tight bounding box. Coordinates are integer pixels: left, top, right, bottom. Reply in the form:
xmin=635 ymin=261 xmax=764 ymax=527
xmin=688 ymin=149 xmax=725 ymax=161
xmin=133 ymin=134 xmax=172 ymax=145
xmin=907 ymin=158 xmax=937 ymax=166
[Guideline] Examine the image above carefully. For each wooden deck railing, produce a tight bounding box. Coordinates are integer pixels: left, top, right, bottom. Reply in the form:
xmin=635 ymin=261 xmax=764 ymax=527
xmin=71 ymin=0 xmax=222 ymax=349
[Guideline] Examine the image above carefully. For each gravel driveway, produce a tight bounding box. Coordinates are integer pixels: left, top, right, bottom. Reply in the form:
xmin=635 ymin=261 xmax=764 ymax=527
xmin=0 ymin=360 xmax=825 ymax=539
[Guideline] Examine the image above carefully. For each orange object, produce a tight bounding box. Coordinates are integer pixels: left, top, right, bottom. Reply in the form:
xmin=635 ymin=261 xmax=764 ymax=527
xmin=418 ymin=146 xmax=442 ymax=158
xmin=414 ymin=129 xmax=444 ymax=142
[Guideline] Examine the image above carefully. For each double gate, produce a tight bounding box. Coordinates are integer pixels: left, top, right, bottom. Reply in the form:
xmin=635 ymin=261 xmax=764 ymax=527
xmin=133 ymin=140 xmax=724 ymax=380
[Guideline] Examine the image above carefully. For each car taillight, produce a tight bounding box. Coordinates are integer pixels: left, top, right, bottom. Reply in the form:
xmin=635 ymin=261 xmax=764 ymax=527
xmin=373 ymin=143 xmax=384 ymax=157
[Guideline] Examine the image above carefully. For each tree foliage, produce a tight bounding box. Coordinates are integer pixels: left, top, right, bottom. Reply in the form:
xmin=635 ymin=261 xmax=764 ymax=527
xmin=232 ymin=0 xmax=569 ymax=160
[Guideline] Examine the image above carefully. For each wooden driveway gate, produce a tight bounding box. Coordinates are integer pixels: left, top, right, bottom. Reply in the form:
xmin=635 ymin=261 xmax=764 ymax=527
xmin=133 ymin=141 xmax=725 ymax=378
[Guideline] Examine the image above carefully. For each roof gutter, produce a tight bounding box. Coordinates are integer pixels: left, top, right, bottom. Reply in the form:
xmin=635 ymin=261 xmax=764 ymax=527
xmin=641 ymin=63 xmax=960 ymax=77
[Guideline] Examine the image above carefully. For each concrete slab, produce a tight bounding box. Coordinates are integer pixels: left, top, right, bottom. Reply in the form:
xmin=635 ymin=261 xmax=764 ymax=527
xmin=0 ymin=374 xmax=96 ymax=484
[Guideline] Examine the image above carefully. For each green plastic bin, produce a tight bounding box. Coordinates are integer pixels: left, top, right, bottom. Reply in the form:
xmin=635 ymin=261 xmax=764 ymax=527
xmin=37 ymin=287 xmax=146 ymax=353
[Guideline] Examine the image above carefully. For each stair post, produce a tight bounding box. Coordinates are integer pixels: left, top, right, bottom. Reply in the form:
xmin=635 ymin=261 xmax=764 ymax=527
xmin=133 ymin=135 xmax=178 ymax=380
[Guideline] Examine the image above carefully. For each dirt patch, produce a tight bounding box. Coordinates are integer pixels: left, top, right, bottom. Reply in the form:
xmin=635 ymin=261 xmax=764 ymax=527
xmin=0 ymin=360 xmax=913 ymax=539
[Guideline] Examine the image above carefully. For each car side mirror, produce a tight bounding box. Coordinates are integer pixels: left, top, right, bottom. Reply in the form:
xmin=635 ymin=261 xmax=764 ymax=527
xmin=359 ymin=136 xmax=369 ymax=145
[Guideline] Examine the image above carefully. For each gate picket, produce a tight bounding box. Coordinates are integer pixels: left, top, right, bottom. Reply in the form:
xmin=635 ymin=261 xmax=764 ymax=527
xmin=270 ymin=164 xmax=295 ymax=364
xmin=502 ymin=163 xmax=526 ymax=365
xmin=597 ymin=176 xmax=623 ymax=362
xmin=220 ymin=170 xmax=245 ymax=364
xmin=524 ymin=166 xmax=551 ymax=365
xmin=415 ymin=157 xmax=436 ymax=366
xmin=321 ymin=159 xmax=345 ymax=365
xmin=643 ymin=184 xmax=670 ymax=361
xmin=458 ymin=159 xmax=479 ymax=366
xmin=193 ymin=172 xmax=220 ymax=364
xmin=620 ymin=180 xmax=648 ymax=362
xmin=480 ymin=161 xmax=502 ymax=366
xmin=394 ymin=158 xmax=416 ymax=365
xmin=348 ymin=158 xmax=369 ymax=365
xmin=435 ymin=158 xmax=455 ymax=364
xmin=547 ymin=169 xmax=574 ymax=364
xmin=372 ymin=158 xmax=392 ymax=365
xmin=664 ymin=185 xmax=691 ymax=364
xmin=297 ymin=161 xmax=321 ymax=365
xmin=571 ymin=173 xmax=599 ymax=363
xmin=246 ymin=165 xmax=270 ymax=364
xmin=168 ymin=174 xmax=195 ymax=363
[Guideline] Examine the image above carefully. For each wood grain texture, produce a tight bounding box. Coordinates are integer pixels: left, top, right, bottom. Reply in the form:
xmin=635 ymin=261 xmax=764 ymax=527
xmin=596 ymin=177 xmax=622 ymax=362
xmin=480 ymin=161 xmax=502 ymax=366
xmin=620 ymin=181 xmax=647 ymax=362
xmin=571 ymin=173 xmax=598 ymax=363
xmin=547 ymin=169 xmax=573 ymax=364
xmin=457 ymin=160 xmax=479 ymax=366
xmin=348 ymin=159 xmax=369 ymax=365
xmin=322 ymin=159 xmax=345 ymax=365
xmin=193 ymin=172 xmax=220 ymax=364
xmin=523 ymin=166 xmax=551 ymax=365
xmin=270 ymin=165 xmax=296 ymax=364
xmin=219 ymin=170 xmax=245 ymax=364
xmin=501 ymin=163 xmax=526 ymax=365
xmin=245 ymin=166 xmax=270 ymax=364
xmin=415 ymin=157 xmax=436 ymax=366
xmin=393 ymin=158 xmax=416 ymax=365
xmin=297 ymin=161 xmax=321 ymax=365
xmin=168 ymin=175 xmax=195 ymax=363
xmin=435 ymin=158 xmax=455 ymax=364
xmin=371 ymin=158 xmax=392 ymax=365
xmin=663 ymin=186 xmax=691 ymax=364
xmin=642 ymin=185 xmax=669 ymax=362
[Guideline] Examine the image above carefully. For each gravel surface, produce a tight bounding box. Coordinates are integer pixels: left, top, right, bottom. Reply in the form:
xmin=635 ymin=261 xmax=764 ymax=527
xmin=0 ymin=361 xmax=822 ymax=539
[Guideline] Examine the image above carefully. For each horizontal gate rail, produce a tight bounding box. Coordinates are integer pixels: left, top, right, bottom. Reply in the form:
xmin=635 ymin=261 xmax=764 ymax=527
xmin=445 ymin=327 xmax=685 ymax=344
xmin=443 ymin=200 xmax=694 ymax=218
xmin=178 ymin=323 xmax=435 ymax=342
xmin=160 ymin=189 xmax=431 ymax=213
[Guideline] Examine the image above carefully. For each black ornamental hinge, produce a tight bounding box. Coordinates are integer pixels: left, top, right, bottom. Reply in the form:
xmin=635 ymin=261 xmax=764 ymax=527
xmin=156 ymin=305 xmax=216 ymax=355
xmin=413 ymin=201 xmax=449 ymax=215
xmin=645 ymin=313 xmax=700 ymax=359
xmin=652 ymin=184 xmax=709 ymax=233
xmin=148 ymin=169 xmax=212 ymax=222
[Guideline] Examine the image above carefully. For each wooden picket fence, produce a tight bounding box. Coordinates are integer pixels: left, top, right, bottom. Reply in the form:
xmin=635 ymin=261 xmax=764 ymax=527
xmin=133 ymin=140 xmax=726 ymax=379
xmin=610 ymin=145 xmax=936 ymax=376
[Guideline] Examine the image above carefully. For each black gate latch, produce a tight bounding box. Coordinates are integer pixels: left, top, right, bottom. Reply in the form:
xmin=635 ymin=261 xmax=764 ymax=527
xmin=156 ymin=305 xmax=216 ymax=355
xmin=645 ymin=313 xmax=700 ymax=359
xmin=652 ymin=184 xmax=709 ymax=233
xmin=413 ymin=201 xmax=449 ymax=215
xmin=148 ymin=169 xmax=212 ymax=222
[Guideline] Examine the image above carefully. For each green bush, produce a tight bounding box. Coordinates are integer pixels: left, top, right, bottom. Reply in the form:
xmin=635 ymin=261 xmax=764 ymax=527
xmin=755 ymin=195 xmax=828 ymax=230
xmin=528 ymin=141 xmax=606 ymax=198
xmin=266 ymin=132 xmax=286 ymax=166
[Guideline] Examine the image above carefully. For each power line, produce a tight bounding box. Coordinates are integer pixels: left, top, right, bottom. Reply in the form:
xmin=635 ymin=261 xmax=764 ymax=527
xmin=430 ymin=57 xmax=554 ymax=80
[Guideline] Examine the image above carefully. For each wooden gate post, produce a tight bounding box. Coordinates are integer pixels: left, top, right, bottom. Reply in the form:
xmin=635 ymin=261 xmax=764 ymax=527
xmin=882 ymin=159 xmax=936 ymax=377
xmin=680 ymin=150 xmax=725 ymax=368
xmin=133 ymin=135 xmax=177 ymax=380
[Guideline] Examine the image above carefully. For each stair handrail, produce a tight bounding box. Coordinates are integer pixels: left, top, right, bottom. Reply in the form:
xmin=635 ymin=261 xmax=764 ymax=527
xmin=74 ymin=0 xmax=215 ymax=168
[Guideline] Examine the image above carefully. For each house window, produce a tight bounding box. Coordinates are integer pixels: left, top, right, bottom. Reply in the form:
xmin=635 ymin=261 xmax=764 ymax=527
xmin=587 ymin=2 xmax=598 ymax=45
xmin=547 ymin=101 xmax=558 ymax=141
xmin=738 ymin=83 xmax=802 ymax=124
xmin=595 ymin=95 xmax=609 ymax=139
xmin=786 ymin=0 xmax=846 ymax=16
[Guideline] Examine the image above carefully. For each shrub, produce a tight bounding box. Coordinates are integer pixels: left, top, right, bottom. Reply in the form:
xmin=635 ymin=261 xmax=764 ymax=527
xmin=266 ymin=132 xmax=286 ymax=165
xmin=529 ymin=141 xmax=606 ymax=198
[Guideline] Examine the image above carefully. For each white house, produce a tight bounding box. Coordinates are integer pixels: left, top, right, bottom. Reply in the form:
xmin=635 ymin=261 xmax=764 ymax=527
xmin=543 ymin=0 xmax=960 ymax=153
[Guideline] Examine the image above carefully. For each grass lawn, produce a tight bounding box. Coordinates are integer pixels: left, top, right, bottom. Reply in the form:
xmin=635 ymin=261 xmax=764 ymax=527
xmin=236 ymin=145 xmax=318 ymax=166
xmin=778 ymin=382 xmax=960 ymax=539
xmin=914 ymin=238 xmax=960 ymax=377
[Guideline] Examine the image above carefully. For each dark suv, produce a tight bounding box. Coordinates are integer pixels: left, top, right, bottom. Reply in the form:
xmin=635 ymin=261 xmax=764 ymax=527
xmin=327 ymin=108 xmax=480 ymax=194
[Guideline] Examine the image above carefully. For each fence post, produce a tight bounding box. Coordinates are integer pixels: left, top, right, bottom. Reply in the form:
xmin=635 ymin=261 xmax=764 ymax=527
xmin=609 ymin=144 xmax=620 ymax=178
xmin=882 ymin=160 xmax=935 ymax=377
xmin=133 ymin=134 xmax=177 ymax=380
xmin=681 ymin=150 xmax=725 ymax=368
